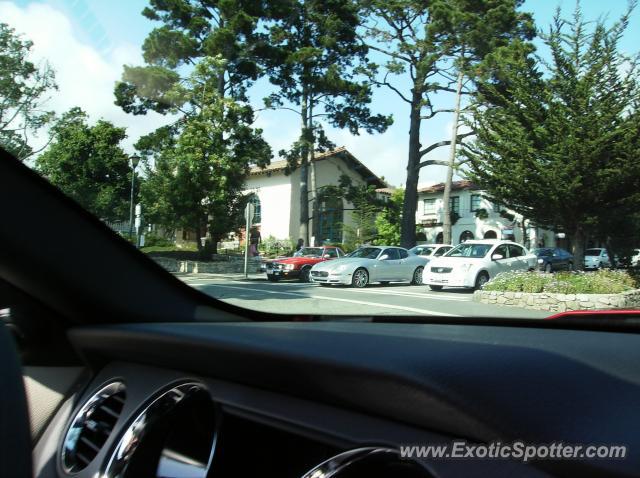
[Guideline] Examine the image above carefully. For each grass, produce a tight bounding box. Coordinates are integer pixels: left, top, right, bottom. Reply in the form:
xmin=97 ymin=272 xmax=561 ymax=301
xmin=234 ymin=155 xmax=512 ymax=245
xmin=483 ymin=269 xmax=639 ymax=294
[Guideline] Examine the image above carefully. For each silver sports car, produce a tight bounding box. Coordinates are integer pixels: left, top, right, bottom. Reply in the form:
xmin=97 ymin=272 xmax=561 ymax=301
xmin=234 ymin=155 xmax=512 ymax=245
xmin=309 ymin=245 xmax=429 ymax=287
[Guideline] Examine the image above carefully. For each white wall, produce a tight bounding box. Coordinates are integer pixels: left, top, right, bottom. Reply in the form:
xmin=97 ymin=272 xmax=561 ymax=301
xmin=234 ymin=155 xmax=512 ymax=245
xmin=245 ymin=174 xmax=292 ymax=240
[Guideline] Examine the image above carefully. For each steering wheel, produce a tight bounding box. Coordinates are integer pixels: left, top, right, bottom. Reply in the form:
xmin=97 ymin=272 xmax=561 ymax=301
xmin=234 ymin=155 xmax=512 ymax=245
xmin=0 ymin=324 xmax=32 ymax=477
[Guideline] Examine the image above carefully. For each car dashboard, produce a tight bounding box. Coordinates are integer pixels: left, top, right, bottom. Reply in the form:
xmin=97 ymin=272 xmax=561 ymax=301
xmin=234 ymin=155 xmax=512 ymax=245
xmin=27 ymin=320 xmax=640 ymax=478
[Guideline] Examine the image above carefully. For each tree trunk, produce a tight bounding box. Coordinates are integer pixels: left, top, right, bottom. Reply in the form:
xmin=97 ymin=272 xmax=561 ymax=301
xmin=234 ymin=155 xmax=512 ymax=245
xmin=442 ymin=69 xmax=464 ymax=245
xmin=299 ymin=89 xmax=310 ymax=246
xmin=571 ymin=225 xmax=585 ymax=271
xmin=400 ymin=90 xmax=423 ymax=249
xmin=521 ymin=218 xmax=528 ymax=248
xmin=605 ymin=236 xmax=617 ymax=269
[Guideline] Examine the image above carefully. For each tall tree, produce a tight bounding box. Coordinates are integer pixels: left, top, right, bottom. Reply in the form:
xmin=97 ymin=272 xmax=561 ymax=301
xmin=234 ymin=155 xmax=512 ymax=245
xmin=115 ymin=0 xmax=270 ymax=111
xmin=36 ymin=108 xmax=132 ymax=221
xmin=137 ymin=58 xmax=271 ymax=254
xmin=361 ymin=0 xmax=533 ymax=247
xmin=261 ymin=0 xmax=391 ymax=245
xmin=0 ymin=23 xmax=57 ymax=160
xmin=463 ymin=5 xmax=640 ymax=268
xmin=115 ymin=1 xmax=273 ymax=252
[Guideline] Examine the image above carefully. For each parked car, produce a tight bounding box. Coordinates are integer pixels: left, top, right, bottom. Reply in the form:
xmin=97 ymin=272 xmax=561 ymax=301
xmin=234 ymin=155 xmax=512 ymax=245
xmin=309 ymin=246 xmax=428 ymax=287
xmin=408 ymin=244 xmax=453 ymax=261
xmin=423 ymin=240 xmax=537 ymax=291
xmin=265 ymin=246 xmax=344 ymax=282
xmin=532 ymin=247 xmax=574 ymax=272
xmin=583 ymin=248 xmax=611 ymax=270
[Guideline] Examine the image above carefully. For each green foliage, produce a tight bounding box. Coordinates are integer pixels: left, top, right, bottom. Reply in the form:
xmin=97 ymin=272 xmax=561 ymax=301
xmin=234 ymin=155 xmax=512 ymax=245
xmin=36 ymin=108 xmax=131 ymax=221
xmin=341 ymin=183 xmax=381 ymax=250
xmin=142 ymin=232 xmax=174 ymax=248
xmin=465 ymin=5 xmax=640 ymax=267
xmin=483 ymin=270 xmax=639 ymax=294
xmin=259 ymin=236 xmax=294 ymax=257
xmin=137 ymin=58 xmax=272 ymax=251
xmin=374 ymin=189 xmax=404 ymax=245
xmin=474 ymin=208 xmax=489 ymax=220
xmin=0 ymin=23 xmax=57 ymax=160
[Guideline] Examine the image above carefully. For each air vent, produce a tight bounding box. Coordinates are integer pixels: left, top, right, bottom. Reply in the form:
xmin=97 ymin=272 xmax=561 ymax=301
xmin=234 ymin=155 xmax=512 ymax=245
xmin=61 ymin=381 xmax=126 ymax=473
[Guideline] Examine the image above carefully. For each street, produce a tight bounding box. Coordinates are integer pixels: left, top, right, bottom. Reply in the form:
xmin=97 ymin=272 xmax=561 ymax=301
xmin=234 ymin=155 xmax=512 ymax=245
xmin=177 ymin=274 xmax=549 ymax=318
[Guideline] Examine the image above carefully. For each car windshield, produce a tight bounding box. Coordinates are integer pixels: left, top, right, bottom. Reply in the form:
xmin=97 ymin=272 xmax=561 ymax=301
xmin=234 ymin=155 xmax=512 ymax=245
xmin=346 ymin=248 xmax=381 ymax=259
xmin=4 ymin=0 xmax=639 ymax=321
xmin=533 ymin=248 xmax=553 ymax=256
xmin=295 ymin=247 xmax=324 ymax=257
xmin=446 ymin=244 xmax=493 ymax=258
xmin=409 ymin=246 xmax=435 ymax=256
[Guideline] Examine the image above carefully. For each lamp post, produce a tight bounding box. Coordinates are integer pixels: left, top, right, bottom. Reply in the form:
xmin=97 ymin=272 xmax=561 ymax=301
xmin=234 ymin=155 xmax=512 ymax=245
xmin=128 ymin=154 xmax=141 ymax=242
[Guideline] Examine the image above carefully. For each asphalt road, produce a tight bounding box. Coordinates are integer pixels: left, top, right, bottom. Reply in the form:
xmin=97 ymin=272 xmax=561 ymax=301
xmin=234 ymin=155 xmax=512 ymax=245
xmin=178 ymin=274 xmax=549 ymax=319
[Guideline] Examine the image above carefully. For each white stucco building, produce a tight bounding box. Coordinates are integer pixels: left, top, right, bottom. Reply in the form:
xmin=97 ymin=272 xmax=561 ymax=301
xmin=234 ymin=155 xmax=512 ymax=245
xmin=244 ymin=147 xmax=386 ymax=244
xmin=416 ymin=180 xmax=557 ymax=248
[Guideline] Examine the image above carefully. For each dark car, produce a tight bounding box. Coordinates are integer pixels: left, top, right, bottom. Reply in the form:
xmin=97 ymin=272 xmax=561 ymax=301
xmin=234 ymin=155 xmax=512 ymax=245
xmin=533 ymin=247 xmax=574 ymax=272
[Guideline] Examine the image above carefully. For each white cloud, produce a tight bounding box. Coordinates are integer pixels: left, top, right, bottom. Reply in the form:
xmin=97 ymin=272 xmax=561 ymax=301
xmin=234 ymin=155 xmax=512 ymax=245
xmin=0 ymin=1 xmax=172 ymax=153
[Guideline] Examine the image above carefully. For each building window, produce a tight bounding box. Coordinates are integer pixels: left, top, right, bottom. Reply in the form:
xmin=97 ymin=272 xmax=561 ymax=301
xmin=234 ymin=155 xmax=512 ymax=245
xmin=435 ymin=232 xmax=444 ymax=244
xmin=460 ymin=230 xmax=474 ymax=242
xmin=484 ymin=230 xmax=498 ymax=239
xmin=249 ymin=194 xmax=261 ymax=224
xmin=318 ymin=197 xmax=343 ymax=244
xmin=470 ymin=194 xmax=482 ymax=212
xmin=449 ymin=196 xmax=460 ymax=215
xmin=423 ymin=198 xmax=436 ymax=214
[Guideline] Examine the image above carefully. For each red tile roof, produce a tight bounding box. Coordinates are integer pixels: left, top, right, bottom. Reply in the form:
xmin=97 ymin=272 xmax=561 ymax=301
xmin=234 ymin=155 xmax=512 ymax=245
xmin=418 ymin=180 xmax=479 ymax=194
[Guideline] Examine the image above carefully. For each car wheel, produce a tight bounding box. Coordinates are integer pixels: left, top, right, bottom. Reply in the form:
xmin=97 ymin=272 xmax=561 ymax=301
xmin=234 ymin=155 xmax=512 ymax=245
xmin=475 ymin=272 xmax=490 ymax=290
xmin=351 ymin=268 xmax=369 ymax=288
xmin=300 ymin=266 xmax=311 ymax=282
xmin=429 ymin=285 xmax=443 ymax=291
xmin=267 ymin=275 xmax=279 ymax=282
xmin=544 ymin=263 xmax=552 ymax=274
xmin=411 ymin=266 xmax=424 ymax=285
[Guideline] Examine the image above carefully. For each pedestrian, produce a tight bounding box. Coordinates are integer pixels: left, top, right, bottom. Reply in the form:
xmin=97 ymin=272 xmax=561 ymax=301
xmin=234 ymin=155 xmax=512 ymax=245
xmin=249 ymin=226 xmax=261 ymax=257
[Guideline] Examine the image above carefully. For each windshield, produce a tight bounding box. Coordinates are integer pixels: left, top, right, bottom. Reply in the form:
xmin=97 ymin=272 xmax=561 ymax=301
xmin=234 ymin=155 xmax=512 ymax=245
xmin=533 ymin=248 xmax=553 ymax=256
xmin=345 ymin=248 xmax=381 ymax=259
xmin=295 ymin=247 xmax=324 ymax=257
xmin=447 ymin=244 xmax=493 ymax=258
xmin=4 ymin=0 xmax=639 ymax=321
xmin=409 ymin=246 xmax=435 ymax=256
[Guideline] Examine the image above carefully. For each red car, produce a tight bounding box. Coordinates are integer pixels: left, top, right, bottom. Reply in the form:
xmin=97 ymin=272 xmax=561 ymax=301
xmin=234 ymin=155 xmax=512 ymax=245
xmin=264 ymin=246 xmax=345 ymax=282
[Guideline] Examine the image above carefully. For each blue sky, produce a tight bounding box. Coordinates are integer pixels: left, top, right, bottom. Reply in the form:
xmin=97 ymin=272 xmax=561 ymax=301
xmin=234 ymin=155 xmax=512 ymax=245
xmin=2 ymin=0 xmax=639 ymax=187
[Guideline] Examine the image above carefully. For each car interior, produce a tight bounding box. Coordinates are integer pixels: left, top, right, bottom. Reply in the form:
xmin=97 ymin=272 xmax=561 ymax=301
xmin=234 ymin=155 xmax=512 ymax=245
xmin=3 ymin=151 xmax=640 ymax=478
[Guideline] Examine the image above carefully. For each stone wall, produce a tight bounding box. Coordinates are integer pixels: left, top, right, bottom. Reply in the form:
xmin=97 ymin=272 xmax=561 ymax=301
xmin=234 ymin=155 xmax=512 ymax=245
xmin=473 ymin=289 xmax=640 ymax=313
xmin=152 ymin=257 xmax=262 ymax=274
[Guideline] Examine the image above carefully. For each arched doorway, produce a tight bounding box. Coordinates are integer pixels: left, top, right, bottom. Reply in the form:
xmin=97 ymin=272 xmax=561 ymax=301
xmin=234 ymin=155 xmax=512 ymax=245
xmin=483 ymin=230 xmax=497 ymax=239
xmin=459 ymin=230 xmax=474 ymax=243
xmin=435 ymin=232 xmax=444 ymax=244
xmin=318 ymin=196 xmax=343 ymax=244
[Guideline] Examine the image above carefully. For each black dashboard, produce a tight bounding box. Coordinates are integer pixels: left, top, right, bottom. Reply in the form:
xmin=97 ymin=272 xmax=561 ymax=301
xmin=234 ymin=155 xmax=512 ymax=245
xmin=30 ymin=320 xmax=640 ymax=478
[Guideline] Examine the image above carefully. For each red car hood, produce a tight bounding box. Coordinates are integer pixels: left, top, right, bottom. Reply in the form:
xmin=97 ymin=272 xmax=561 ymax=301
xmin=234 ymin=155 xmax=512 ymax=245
xmin=271 ymin=256 xmax=326 ymax=265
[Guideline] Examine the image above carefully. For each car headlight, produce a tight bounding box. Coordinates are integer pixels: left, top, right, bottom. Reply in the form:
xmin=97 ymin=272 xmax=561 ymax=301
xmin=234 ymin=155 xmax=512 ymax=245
xmin=537 ymin=258 xmax=544 ymax=264
xmin=284 ymin=263 xmax=295 ymax=271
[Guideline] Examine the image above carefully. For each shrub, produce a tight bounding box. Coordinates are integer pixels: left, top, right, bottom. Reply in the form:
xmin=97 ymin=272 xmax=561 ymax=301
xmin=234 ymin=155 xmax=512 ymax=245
xmin=483 ymin=269 xmax=639 ymax=294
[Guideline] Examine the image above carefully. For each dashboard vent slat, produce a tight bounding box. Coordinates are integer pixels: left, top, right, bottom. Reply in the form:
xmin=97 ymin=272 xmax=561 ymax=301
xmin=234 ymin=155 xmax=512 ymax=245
xmin=61 ymin=382 xmax=126 ymax=473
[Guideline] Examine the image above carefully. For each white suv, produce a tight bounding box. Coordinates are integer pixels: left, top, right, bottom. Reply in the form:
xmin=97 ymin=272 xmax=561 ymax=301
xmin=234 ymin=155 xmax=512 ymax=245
xmin=423 ymin=240 xmax=537 ymax=291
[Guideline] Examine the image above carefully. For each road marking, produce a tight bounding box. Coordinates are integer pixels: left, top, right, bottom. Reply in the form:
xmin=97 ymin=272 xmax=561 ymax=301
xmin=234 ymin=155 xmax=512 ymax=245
xmin=346 ymin=288 xmax=471 ymax=301
xmin=198 ymin=284 xmax=459 ymax=316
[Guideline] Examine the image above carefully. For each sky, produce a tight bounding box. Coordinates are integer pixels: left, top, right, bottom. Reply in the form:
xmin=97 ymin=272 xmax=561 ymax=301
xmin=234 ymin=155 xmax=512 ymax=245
xmin=2 ymin=0 xmax=639 ymax=188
